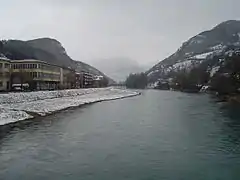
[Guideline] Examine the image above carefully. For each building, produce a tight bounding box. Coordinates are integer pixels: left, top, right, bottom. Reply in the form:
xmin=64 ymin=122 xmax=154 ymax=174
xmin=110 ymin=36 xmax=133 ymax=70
xmin=10 ymin=59 xmax=75 ymax=91
xmin=60 ymin=67 xmax=75 ymax=89
xmin=0 ymin=58 xmax=94 ymax=91
xmin=75 ymin=72 xmax=83 ymax=89
xmin=93 ymin=75 xmax=104 ymax=88
xmin=0 ymin=57 xmax=11 ymax=91
xmin=82 ymin=71 xmax=94 ymax=88
xmin=74 ymin=71 xmax=97 ymax=89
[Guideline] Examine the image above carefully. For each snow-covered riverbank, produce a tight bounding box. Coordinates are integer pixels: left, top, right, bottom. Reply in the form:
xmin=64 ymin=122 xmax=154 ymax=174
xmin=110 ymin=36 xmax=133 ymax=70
xmin=0 ymin=88 xmax=139 ymax=126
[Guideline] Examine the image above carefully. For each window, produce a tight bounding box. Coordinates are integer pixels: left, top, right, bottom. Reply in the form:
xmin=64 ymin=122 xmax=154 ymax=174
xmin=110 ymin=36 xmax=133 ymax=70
xmin=33 ymin=72 xmax=37 ymax=78
xmin=0 ymin=82 xmax=2 ymax=87
xmin=4 ymin=63 xmax=10 ymax=69
xmin=38 ymin=72 xmax=43 ymax=78
xmin=0 ymin=63 xmax=2 ymax=68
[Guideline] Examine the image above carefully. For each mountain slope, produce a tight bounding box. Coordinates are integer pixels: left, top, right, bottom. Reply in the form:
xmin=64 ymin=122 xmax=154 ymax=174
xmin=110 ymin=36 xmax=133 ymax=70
xmin=1 ymin=38 xmax=115 ymax=84
xmin=147 ymin=20 xmax=240 ymax=83
xmin=26 ymin=38 xmax=74 ymax=68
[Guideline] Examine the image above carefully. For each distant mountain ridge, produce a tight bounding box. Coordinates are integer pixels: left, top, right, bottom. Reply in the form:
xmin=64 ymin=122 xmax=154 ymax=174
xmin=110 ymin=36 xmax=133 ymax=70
xmin=0 ymin=38 xmax=115 ymax=84
xmin=89 ymin=57 xmax=146 ymax=82
xmin=147 ymin=20 xmax=240 ymax=83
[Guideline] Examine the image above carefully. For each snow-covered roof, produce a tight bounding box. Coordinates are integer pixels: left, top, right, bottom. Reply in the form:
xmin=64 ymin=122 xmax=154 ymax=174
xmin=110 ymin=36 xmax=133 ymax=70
xmin=94 ymin=75 xmax=104 ymax=81
xmin=0 ymin=54 xmax=10 ymax=61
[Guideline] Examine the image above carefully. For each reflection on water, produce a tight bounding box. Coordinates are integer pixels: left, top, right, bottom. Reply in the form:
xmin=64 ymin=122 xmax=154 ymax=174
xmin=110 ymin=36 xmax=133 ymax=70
xmin=0 ymin=90 xmax=240 ymax=180
xmin=218 ymin=103 xmax=240 ymax=146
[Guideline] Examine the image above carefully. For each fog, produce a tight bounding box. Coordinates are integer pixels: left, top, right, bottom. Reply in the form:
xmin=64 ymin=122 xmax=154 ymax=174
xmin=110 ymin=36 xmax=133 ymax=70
xmin=1 ymin=0 xmax=240 ymax=79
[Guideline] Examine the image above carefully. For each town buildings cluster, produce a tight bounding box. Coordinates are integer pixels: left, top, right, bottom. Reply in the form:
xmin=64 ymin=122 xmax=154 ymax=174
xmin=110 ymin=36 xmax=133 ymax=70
xmin=0 ymin=57 xmax=105 ymax=91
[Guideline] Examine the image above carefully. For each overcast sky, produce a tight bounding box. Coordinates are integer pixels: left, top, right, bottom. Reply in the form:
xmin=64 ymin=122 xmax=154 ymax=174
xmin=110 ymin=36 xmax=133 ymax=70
xmin=1 ymin=0 xmax=240 ymax=66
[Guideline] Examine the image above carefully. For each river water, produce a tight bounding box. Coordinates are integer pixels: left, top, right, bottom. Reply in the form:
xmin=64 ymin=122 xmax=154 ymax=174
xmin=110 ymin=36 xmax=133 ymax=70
xmin=0 ymin=90 xmax=240 ymax=180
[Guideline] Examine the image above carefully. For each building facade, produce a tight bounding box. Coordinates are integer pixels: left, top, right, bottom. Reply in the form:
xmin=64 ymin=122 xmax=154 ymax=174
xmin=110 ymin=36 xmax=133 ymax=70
xmin=93 ymin=75 xmax=104 ymax=88
xmin=75 ymin=72 xmax=83 ymax=89
xmin=11 ymin=59 xmax=75 ymax=91
xmin=82 ymin=71 xmax=94 ymax=88
xmin=0 ymin=58 xmax=11 ymax=91
xmin=11 ymin=59 xmax=62 ymax=90
xmin=60 ymin=67 xmax=75 ymax=89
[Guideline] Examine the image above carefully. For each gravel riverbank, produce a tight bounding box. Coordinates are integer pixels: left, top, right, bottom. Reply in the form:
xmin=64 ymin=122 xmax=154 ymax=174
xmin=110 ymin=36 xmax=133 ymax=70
xmin=0 ymin=88 xmax=139 ymax=126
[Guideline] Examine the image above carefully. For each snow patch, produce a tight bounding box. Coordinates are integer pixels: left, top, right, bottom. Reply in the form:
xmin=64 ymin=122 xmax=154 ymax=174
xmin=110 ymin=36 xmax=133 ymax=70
xmin=172 ymin=60 xmax=195 ymax=70
xmin=0 ymin=54 xmax=10 ymax=61
xmin=185 ymin=52 xmax=194 ymax=58
xmin=238 ymin=32 xmax=240 ymax=40
xmin=210 ymin=66 xmax=220 ymax=77
xmin=0 ymin=108 xmax=33 ymax=126
xmin=210 ymin=44 xmax=224 ymax=51
xmin=200 ymin=85 xmax=210 ymax=92
xmin=147 ymin=69 xmax=159 ymax=76
xmin=225 ymin=50 xmax=235 ymax=57
xmin=192 ymin=52 xmax=214 ymax=59
xmin=196 ymin=35 xmax=206 ymax=38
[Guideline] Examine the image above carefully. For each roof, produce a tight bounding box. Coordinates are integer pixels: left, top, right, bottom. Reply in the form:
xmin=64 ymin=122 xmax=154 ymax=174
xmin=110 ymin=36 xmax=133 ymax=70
xmin=94 ymin=75 xmax=104 ymax=81
xmin=11 ymin=59 xmax=46 ymax=63
xmin=10 ymin=59 xmax=73 ymax=71
xmin=0 ymin=54 xmax=10 ymax=62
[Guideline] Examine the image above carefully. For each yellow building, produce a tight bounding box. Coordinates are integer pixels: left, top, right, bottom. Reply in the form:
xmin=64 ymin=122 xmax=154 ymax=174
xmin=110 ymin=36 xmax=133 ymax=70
xmin=11 ymin=59 xmax=61 ymax=90
xmin=10 ymin=59 xmax=76 ymax=91
xmin=0 ymin=58 xmax=11 ymax=91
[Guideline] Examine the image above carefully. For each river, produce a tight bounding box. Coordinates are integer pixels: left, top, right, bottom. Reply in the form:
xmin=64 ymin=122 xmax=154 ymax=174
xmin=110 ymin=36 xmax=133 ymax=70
xmin=0 ymin=90 xmax=240 ymax=180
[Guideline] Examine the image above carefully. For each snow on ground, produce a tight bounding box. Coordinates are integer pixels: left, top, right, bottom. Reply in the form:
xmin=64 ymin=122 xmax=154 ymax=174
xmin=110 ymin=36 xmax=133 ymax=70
xmin=210 ymin=66 xmax=220 ymax=77
xmin=0 ymin=88 xmax=139 ymax=126
xmin=172 ymin=60 xmax=194 ymax=70
xmin=210 ymin=44 xmax=224 ymax=51
xmin=225 ymin=50 xmax=235 ymax=56
xmin=0 ymin=108 xmax=33 ymax=126
xmin=147 ymin=69 xmax=160 ymax=77
xmin=192 ymin=52 xmax=214 ymax=59
xmin=238 ymin=32 xmax=240 ymax=40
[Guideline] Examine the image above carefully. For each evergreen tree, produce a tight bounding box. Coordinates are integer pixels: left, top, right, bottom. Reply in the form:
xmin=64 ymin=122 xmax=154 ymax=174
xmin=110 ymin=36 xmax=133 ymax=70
xmin=125 ymin=73 xmax=147 ymax=89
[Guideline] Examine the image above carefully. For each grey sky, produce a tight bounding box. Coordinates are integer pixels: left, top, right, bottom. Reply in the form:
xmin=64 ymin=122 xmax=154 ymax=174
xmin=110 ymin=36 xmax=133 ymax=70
xmin=1 ymin=0 xmax=240 ymax=66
